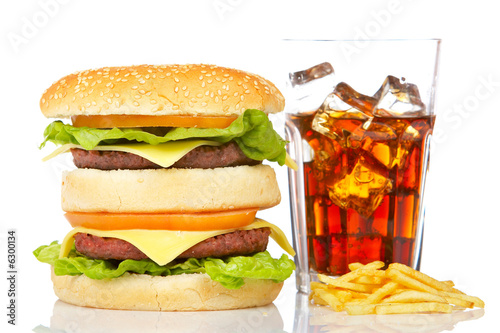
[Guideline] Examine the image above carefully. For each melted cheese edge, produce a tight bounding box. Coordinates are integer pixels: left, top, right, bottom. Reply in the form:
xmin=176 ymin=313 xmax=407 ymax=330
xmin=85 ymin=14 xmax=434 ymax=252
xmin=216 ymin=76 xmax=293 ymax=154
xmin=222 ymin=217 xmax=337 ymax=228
xmin=42 ymin=140 xmax=223 ymax=168
xmin=60 ymin=219 xmax=295 ymax=266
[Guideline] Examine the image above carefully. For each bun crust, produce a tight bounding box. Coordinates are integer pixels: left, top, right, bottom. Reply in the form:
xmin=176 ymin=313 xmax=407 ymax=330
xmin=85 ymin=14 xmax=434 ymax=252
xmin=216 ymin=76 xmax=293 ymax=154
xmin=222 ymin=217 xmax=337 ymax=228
xmin=51 ymin=269 xmax=283 ymax=311
xmin=40 ymin=64 xmax=284 ymax=118
xmin=61 ymin=165 xmax=281 ymax=213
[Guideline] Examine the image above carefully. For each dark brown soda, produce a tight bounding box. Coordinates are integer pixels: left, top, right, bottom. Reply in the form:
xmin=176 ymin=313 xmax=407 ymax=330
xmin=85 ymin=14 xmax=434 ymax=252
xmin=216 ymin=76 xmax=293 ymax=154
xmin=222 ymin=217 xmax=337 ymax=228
xmin=288 ymin=111 xmax=434 ymax=276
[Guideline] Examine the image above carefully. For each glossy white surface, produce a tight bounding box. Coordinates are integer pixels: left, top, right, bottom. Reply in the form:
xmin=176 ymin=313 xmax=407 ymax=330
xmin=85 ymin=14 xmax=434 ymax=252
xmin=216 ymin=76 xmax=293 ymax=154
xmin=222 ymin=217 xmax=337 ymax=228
xmin=28 ymin=273 xmax=492 ymax=332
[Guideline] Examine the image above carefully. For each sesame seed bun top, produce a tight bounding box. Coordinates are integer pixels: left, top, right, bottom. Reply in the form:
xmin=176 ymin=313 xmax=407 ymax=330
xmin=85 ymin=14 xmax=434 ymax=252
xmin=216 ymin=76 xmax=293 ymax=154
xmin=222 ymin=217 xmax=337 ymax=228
xmin=40 ymin=64 xmax=285 ymax=118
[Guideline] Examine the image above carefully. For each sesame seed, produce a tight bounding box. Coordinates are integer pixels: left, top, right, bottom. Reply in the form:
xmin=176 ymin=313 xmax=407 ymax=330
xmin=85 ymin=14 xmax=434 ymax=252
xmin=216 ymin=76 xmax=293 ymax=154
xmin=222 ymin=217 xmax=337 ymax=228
xmin=174 ymin=87 xmax=179 ymax=93
xmin=131 ymin=86 xmax=138 ymax=90
xmin=174 ymin=77 xmax=180 ymax=83
xmin=133 ymin=101 xmax=140 ymax=107
xmin=184 ymin=91 xmax=190 ymax=97
xmin=134 ymin=95 xmax=141 ymax=99
xmin=139 ymin=89 xmax=146 ymax=94
xmin=151 ymin=99 xmax=157 ymax=104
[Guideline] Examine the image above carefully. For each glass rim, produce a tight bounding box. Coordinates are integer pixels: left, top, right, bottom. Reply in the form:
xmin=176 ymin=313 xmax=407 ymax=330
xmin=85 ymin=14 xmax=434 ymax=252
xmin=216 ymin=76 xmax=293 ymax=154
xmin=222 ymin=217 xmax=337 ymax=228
xmin=282 ymin=38 xmax=442 ymax=43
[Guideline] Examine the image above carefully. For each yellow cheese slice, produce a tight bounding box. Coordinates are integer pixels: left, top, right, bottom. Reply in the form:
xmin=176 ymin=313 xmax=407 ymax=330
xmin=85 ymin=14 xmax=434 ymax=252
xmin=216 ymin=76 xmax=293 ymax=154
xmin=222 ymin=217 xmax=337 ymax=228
xmin=60 ymin=218 xmax=295 ymax=266
xmin=43 ymin=141 xmax=298 ymax=169
xmin=42 ymin=140 xmax=223 ymax=168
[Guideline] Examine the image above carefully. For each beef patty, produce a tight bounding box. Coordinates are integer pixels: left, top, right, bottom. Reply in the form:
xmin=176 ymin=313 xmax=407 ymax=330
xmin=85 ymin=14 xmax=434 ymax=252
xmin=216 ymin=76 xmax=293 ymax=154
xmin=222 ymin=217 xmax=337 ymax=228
xmin=74 ymin=228 xmax=271 ymax=261
xmin=71 ymin=141 xmax=260 ymax=170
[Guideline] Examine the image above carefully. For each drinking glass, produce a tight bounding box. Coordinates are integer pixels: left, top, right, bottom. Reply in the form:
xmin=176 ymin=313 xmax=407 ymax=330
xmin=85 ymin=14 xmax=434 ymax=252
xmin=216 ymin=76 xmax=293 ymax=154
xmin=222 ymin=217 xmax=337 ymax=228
xmin=283 ymin=39 xmax=441 ymax=293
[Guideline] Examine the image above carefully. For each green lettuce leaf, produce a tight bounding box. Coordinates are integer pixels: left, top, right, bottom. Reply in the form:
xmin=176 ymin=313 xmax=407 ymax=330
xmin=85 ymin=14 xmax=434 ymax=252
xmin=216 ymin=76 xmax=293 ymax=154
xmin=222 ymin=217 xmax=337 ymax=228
xmin=33 ymin=242 xmax=295 ymax=289
xmin=40 ymin=109 xmax=287 ymax=165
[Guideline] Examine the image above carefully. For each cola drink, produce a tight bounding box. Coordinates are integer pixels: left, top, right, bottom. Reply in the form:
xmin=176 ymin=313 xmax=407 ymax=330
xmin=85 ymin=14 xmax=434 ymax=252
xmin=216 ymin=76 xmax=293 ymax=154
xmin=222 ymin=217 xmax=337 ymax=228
xmin=287 ymin=72 xmax=435 ymax=276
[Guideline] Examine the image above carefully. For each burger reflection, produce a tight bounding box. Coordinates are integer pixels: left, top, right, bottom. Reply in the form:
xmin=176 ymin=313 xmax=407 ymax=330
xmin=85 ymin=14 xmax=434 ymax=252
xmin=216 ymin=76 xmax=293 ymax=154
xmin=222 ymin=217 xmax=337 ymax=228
xmin=293 ymin=293 xmax=484 ymax=333
xmin=34 ymin=300 xmax=284 ymax=333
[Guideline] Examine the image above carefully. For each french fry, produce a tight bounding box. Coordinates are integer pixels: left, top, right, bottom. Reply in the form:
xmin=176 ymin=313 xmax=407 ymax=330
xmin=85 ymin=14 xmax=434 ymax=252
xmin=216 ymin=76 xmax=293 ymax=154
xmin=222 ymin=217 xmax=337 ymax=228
xmin=360 ymin=282 xmax=399 ymax=305
xmin=339 ymin=268 xmax=387 ymax=282
xmin=348 ymin=261 xmax=385 ymax=272
xmin=352 ymin=275 xmax=386 ymax=285
xmin=310 ymin=281 xmax=328 ymax=291
xmin=444 ymin=296 xmax=473 ymax=309
xmin=375 ymin=302 xmax=453 ymax=315
xmin=382 ymin=290 xmax=447 ymax=304
xmin=318 ymin=274 xmax=378 ymax=293
xmin=310 ymin=290 xmax=329 ymax=306
xmin=389 ymin=263 xmax=455 ymax=293
xmin=314 ymin=289 xmax=344 ymax=312
xmin=310 ymin=261 xmax=484 ymax=315
xmin=329 ymin=289 xmax=354 ymax=303
xmin=442 ymin=291 xmax=485 ymax=308
xmin=386 ymin=268 xmax=441 ymax=295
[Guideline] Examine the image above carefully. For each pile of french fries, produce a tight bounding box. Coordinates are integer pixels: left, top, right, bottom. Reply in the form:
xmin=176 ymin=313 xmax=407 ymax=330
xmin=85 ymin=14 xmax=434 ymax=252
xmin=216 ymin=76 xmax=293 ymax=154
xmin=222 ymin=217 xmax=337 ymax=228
xmin=310 ymin=261 xmax=484 ymax=315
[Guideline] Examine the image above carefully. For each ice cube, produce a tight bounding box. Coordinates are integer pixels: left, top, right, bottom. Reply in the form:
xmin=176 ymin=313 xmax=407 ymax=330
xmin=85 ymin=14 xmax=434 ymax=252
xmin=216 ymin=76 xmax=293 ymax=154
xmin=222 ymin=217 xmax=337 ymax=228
xmin=334 ymin=82 xmax=377 ymax=117
xmin=288 ymin=62 xmax=334 ymax=87
xmin=349 ymin=119 xmax=398 ymax=169
xmin=312 ymin=92 xmax=370 ymax=145
xmin=287 ymin=62 xmax=335 ymax=113
xmin=327 ymin=157 xmax=393 ymax=217
xmin=373 ymin=76 xmax=426 ymax=117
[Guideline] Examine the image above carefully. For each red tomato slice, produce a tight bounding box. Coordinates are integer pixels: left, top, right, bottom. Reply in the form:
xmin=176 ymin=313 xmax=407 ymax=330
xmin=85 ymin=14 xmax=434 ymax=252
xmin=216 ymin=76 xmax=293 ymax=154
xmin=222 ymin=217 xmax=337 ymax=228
xmin=64 ymin=209 xmax=258 ymax=231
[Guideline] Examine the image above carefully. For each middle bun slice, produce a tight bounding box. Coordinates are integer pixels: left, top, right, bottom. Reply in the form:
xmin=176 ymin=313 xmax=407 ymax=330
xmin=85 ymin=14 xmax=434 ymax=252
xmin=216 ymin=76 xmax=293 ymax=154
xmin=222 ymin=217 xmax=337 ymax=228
xmin=61 ymin=164 xmax=281 ymax=213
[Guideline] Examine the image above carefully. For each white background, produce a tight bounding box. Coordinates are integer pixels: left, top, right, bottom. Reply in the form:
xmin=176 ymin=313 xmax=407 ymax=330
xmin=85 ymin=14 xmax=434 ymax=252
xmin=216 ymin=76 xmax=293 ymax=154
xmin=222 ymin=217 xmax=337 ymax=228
xmin=1 ymin=0 xmax=499 ymax=332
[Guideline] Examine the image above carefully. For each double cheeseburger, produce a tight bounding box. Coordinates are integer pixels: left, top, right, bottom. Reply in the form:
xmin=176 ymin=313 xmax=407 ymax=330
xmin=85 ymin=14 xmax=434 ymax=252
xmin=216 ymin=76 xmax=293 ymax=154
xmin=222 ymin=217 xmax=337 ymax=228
xmin=34 ymin=64 xmax=296 ymax=311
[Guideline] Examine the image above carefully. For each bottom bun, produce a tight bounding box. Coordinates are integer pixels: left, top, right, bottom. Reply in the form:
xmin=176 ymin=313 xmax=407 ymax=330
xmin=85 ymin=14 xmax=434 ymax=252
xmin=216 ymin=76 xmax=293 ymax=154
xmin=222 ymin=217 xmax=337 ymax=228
xmin=51 ymin=269 xmax=283 ymax=311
